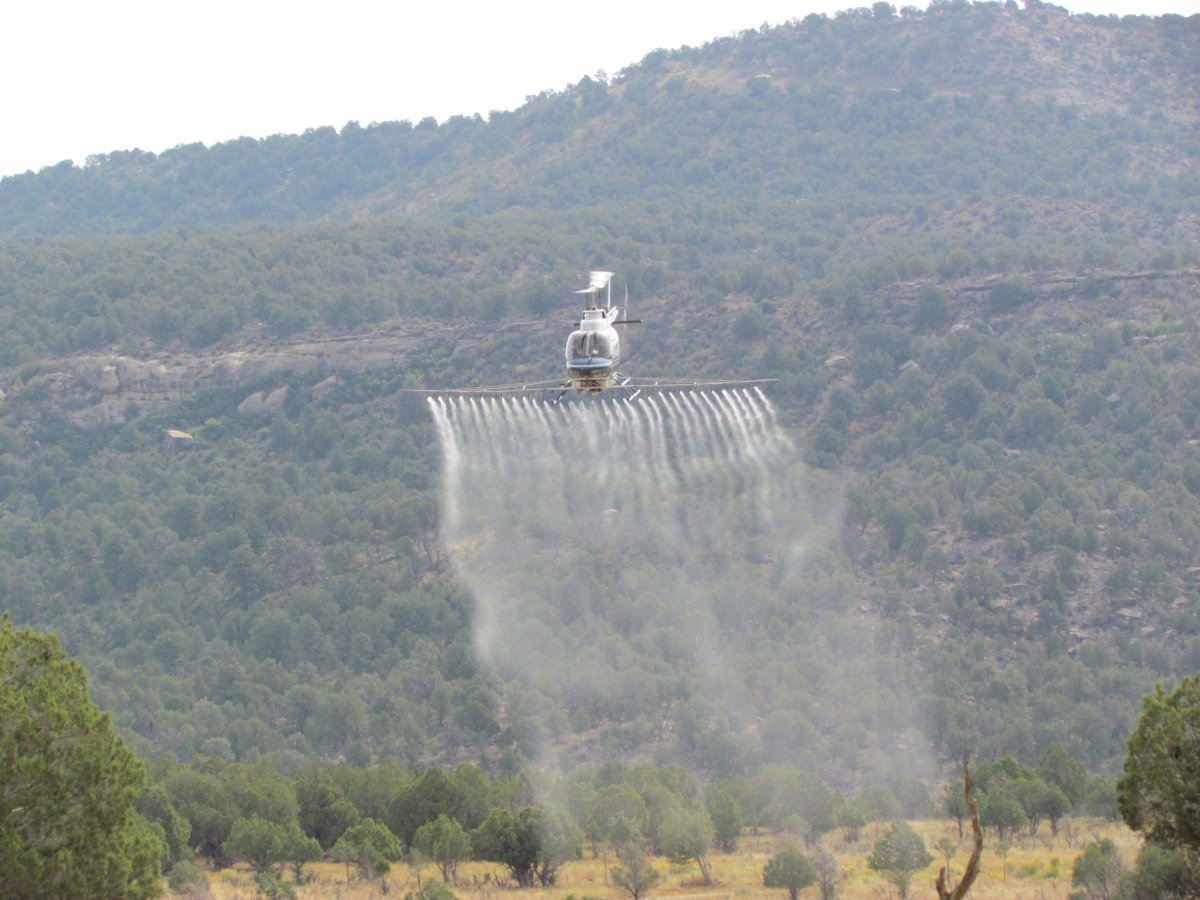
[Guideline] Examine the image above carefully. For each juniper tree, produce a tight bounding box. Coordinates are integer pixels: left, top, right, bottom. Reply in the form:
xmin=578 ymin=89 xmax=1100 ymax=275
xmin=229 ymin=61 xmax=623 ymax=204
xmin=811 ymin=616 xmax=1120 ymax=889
xmin=0 ymin=615 xmax=163 ymax=900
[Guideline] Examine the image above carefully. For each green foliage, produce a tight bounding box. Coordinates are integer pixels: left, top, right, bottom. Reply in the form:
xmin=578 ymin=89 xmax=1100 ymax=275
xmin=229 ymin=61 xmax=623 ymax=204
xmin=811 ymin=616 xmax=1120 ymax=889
xmin=866 ymin=821 xmax=933 ymax=899
xmin=1118 ymin=674 xmax=1200 ymax=853
xmin=836 ymin=804 xmax=866 ymax=843
xmin=136 ymin=784 xmax=192 ymax=870
xmin=913 ymin=285 xmax=951 ymax=332
xmin=890 ymin=776 xmax=934 ymax=820
xmin=252 ymin=871 xmax=297 ymax=900
xmin=1121 ymin=842 xmax=1200 ymax=900
xmin=405 ymin=882 xmax=458 ymax=900
xmin=734 ymin=306 xmax=770 ymax=341
xmin=1084 ymin=776 xmax=1120 ymax=822
xmin=763 ymin=847 xmax=818 ymax=900
xmin=850 ymin=784 xmax=900 ymax=824
xmin=331 ymin=818 xmax=403 ymax=882
xmin=611 ymin=845 xmax=663 ymax=900
xmin=658 ymin=804 xmax=715 ymax=884
xmin=161 ymin=764 xmax=238 ymax=867
xmin=280 ymin=824 xmax=321 ymax=884
xmin=0 ymin=615 xmax=162 ymax=900
xmin=1015 ymin=778 xmax=1071 ymax=837
xmin=472 ymin=806 xmax=582 ymax=888
xmin=391 ymin=766 xmax=493 ymax=848
xmin=413 ymin=815 xmax=471 ymax=884
xmin=165 ymin=860 xmax=207 ymax=895
xmin=583 ymin=784 xmax=649 ymax=853
xmin=1069 ymin=838 xmax=1124 ymax=900
xmin=758 ymin=767 xmax=839 ymax=845
xmin=224 ymin=815 xmax=289 ymax=874
xmin=941 ymin=779 xmax=969 ymax=839
xmin=986 ymin=279 xmax=1035 ymax=316
xmin=1039 ymin=742 xmax=1088 ymax=808
xmin=943 ymin=373 xmax=986 ymax=420
xmin=294 ymin=764 xmax=361 ymax=850
xmin=706 ymin=788 xmax=743 ymax=853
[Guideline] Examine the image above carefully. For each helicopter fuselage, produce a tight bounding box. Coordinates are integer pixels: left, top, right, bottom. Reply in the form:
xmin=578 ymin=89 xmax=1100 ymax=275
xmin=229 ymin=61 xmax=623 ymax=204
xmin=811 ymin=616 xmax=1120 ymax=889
xmin=565 ymin=307 xmax=622 ymax=394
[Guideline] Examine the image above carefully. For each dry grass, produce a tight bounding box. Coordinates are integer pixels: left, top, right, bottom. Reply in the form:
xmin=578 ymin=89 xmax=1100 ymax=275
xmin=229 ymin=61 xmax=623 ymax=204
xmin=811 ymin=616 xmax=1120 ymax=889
xmin=195 ymin=819 xmax=1139 ymax=900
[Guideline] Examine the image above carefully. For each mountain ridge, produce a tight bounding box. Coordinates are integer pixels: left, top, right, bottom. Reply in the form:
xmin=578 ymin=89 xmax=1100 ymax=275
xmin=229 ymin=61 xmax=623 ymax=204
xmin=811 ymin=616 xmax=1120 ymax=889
xmin=1 ymin=4 xmax=1195 ymax=235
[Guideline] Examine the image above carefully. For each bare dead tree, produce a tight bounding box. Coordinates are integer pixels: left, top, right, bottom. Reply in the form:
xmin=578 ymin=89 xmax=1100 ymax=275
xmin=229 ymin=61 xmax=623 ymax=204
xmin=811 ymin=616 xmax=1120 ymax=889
xmin=936 ymin=750 xmax=983 ymax=900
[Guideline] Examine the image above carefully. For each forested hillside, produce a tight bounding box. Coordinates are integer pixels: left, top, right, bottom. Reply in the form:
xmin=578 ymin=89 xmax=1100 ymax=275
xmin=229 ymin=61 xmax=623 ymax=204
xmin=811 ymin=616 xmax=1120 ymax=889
xmin=0 ymin=0 xmax=1198 ymax=802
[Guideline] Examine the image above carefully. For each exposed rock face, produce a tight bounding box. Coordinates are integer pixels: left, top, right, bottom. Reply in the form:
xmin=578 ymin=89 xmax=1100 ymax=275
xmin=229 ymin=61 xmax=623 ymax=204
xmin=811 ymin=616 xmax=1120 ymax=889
xmin=237 ymin=386 xmax=290 ymax=415
xmin=162 ymin=429 xmax=194 ymax=449
xmin=0 ymin=314 xmax=552 ymax=428
xmin=311 ymin=375 xmax=342 ymax=401
xmin=10 ymin=325 xmax=467 ymax=427
xmin=237 ymin=391 xmax=268 ymax=415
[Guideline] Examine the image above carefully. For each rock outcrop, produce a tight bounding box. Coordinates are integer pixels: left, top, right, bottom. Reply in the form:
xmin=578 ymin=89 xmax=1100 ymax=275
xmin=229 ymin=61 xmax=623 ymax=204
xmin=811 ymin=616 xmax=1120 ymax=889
xmin=0 ymin=317 xmax=543 ymax=428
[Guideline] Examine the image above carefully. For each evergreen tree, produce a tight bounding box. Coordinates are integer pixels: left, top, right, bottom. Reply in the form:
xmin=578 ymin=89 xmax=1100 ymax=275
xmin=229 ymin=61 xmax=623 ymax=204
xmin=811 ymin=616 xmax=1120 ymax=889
xmin=223 ymin=815 xmax=288 ymax=874
xmin=1118 ymin=674 xmax=1200 ymax=855
xmin=707 ymin=788 xmax=743 ymax=853
xmin=413 ymin=814 xmax=471 ymax=884
xmin=763 ymin=847 xmax=817 ymax=900
xmin=611 ymin=844 xmax=663 ymax=900
xmin=472 ymin=806 xmax=581 ymax=888
xmin=1069 ymin=839 xmax=1124 ymax=900
xmin=331 ymin=818 xmax=403 ymax=882
xmin=0 ymin=615 xmax=163 ymax=900
xmin=866 ymin=821 xmax=933 ymax=899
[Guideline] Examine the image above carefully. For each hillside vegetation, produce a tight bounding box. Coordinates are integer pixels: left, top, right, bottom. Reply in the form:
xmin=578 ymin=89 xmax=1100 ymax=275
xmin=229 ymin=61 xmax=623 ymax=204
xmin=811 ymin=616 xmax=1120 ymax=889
xmin=0 ymin=0 xmax=1197 ymax=806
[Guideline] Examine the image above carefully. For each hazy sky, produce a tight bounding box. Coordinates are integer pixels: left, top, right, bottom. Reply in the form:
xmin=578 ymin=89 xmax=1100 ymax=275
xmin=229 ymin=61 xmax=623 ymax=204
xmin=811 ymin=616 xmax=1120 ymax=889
xmin=3 ymin=0 xmax=1196 ymax=179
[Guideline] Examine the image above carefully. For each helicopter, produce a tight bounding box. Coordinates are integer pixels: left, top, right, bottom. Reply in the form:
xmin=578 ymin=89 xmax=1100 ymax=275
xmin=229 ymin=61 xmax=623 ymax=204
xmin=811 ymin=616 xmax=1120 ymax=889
xmin=563 ymin=270 xmax=636 ymax=397
xmin=407 ymin=271 xmax=774 ymax=402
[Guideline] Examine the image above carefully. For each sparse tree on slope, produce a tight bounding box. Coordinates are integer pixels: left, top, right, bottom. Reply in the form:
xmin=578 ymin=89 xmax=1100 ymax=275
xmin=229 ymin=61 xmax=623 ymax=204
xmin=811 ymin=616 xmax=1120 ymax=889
xmin=763 ymin=847 xmax=817 ymax=900
xmin=331 ymin=818 xmax=402 ymax=882
xmin=867 ymin=821 xmax=933 ymax=900
xmin=611 ymin=844 xmax=663 ymax=900
xmin=224 ymin=815 xmax=288 ymax=874
xmin=1070 ymin=839 xmax=1124 ymax=900
xmin=281 ymin=824 xmax=321 ymax=884
xmin=707 ymin=788 xmax=743 ymax=853
xmin=472 ymin=806 xmax=581 ymax=888
xmin=658 ymin=804 xmax=715 ymax=886
xmin=413 ymin=814 xmax=471 ymax=884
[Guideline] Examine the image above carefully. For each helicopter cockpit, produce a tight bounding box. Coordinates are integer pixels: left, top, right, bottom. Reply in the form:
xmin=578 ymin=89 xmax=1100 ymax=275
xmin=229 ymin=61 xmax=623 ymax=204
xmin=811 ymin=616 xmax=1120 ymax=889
xmin=566 ymin=327 xmax=617 ymax=365
xmin=565 ymin=307 xmax=621 ymax=392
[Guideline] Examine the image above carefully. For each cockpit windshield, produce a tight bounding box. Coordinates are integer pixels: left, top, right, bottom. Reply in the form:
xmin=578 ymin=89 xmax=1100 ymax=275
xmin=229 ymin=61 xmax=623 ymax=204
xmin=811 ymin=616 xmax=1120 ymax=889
xmin=567 ymin=331 xmax=615 ymax=360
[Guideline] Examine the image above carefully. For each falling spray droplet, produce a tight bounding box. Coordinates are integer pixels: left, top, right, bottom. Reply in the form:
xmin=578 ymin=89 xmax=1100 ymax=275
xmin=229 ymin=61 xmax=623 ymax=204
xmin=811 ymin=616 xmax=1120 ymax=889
xmin=428 ymin=389 xmax=809 ymax=761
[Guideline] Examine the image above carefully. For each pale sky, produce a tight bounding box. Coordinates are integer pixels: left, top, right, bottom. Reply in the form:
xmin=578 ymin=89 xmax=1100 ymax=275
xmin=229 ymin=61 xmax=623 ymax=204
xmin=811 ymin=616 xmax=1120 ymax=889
xmin=2 ymin=0 xmax=1196 ymax=179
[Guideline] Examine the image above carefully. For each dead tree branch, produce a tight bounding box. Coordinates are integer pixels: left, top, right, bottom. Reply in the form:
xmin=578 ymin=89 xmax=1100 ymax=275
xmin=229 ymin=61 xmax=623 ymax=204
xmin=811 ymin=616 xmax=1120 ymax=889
xmin=936 ymin=750 xmax=983 ymax=900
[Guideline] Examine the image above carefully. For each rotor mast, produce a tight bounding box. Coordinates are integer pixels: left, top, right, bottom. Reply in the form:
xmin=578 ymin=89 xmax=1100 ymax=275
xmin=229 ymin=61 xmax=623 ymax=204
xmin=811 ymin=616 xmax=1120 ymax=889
xmin=574 ymin=270 xmax=614 ymax=309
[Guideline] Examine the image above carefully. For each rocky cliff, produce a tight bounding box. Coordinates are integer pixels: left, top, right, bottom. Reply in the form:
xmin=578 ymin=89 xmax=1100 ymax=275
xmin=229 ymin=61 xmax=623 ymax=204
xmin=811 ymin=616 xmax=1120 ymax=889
xmin=0 ymin=321 xmax=479 ymax=427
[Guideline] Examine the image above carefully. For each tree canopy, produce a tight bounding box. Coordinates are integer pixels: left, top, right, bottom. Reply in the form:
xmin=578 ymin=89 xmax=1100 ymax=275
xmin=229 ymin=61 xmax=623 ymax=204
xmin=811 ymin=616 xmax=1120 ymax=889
xmin=331 ymin=818 xmax=403 ymax=881
xmin=1118 ymin=673 xmax=1200 ymax=854
xmin=472 ymin=806 xmax=582 ymax=888
xmin=763 ymin=847 xmax=818 ymax=900
xmin=0 ymin=615 xmax=162 ymax=899
xmin=867 ymin=821 xmax=934 ymax=899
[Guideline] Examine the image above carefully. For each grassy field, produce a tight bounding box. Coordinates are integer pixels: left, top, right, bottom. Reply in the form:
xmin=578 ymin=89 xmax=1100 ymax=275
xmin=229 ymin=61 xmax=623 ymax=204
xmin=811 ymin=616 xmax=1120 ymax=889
xmin=195 ymin=819 xmax=1139 ymax=900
